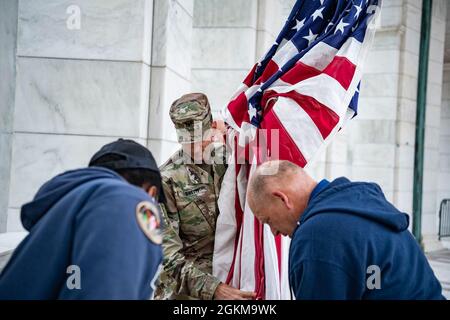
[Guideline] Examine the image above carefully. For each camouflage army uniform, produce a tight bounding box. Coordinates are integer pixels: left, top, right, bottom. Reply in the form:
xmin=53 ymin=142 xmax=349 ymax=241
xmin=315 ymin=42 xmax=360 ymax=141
xmin=155 ymin=93 xmax=227 ymax=300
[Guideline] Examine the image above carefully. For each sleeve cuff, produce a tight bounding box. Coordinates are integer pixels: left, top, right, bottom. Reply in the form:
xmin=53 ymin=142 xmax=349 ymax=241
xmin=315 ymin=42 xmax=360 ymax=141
xmin=200 ymin=275 xmax=221 ymax=300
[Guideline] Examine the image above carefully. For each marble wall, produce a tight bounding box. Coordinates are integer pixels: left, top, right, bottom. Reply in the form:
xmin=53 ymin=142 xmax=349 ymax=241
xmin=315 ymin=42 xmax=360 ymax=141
xmin=437 ymin=3 xmax=450 ymax=243
xmin=1 ymin=0 xmax=193 ymax=232
xmin=17 ymin=0 xmax=153 ymax=62
xmin=148 ymin=0 xmax=193 ymax=165
xmin=6 ymin=0 xmax=155 ymax=232
xmin=191 ymin=0 xmax=257 ymax=116
xmin=4 ymin=0 xmax=196 ymax=231
xmin=0 ymin=0 xmax=18 ymax=232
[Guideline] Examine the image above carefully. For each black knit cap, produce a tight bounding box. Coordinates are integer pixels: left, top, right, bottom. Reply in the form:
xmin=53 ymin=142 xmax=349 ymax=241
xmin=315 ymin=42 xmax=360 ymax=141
xmin=88 ymin=139 xmax=166 ymax=204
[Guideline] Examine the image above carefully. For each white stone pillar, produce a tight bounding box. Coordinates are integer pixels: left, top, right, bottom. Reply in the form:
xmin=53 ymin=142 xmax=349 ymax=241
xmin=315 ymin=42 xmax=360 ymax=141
xmin=148 ymin=0 xmax=194 ymax=164
xmin=0 ymin=0 xmax=18 ymax=232
xmin=7 ymin=0 xmax=155 ymax=232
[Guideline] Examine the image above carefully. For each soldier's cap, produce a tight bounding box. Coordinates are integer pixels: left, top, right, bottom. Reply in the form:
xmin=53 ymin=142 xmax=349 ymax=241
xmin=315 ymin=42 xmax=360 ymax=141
xmin=170 ymin=93 xmax=213 ymax=144
xmin=88 ymin=139 xmax=166 ymax=204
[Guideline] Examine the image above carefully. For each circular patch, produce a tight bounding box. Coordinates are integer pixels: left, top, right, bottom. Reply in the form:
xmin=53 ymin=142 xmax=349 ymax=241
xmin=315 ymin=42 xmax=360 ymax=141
xmin=136 ymin=201 xmax=162 ymax=245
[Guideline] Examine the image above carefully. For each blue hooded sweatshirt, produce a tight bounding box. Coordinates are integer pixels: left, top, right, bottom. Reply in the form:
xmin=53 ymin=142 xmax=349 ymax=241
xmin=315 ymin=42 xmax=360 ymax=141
xmin=289 ymin=177 xmax=444 ymax=300
xmin=0 ymin=167 xmax=162 ymax=300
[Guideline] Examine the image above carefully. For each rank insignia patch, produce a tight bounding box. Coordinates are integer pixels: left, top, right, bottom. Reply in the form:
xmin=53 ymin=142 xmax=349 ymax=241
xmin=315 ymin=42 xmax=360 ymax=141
xmin=136 ymin=201 xmax=162 ymax=245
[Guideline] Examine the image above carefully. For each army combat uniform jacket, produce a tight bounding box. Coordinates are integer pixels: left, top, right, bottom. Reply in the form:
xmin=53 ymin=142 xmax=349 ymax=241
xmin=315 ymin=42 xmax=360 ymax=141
xmin=155 ymin=148 xmax=226 ymax=300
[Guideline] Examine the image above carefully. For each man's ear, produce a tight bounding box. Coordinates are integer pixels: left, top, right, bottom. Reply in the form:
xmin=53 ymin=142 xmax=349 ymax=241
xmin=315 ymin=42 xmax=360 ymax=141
xmin=211 ymin=120 xmax=217 ymax=129
xmin=272 ymin=190 xmax=293 ymax=210
xmin=147 ymin=185 xmax=158 ymax=199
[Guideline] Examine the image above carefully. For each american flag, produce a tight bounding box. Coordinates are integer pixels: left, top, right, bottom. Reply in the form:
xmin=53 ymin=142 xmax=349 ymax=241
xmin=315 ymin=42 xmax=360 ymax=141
xmin=213 ymin=0 xmax=382 ymax=299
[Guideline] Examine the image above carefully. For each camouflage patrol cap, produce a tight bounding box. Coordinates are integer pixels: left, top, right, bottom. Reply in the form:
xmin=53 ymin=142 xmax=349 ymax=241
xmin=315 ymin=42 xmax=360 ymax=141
xmin=169 ymin=93 xmax=213 ymax=144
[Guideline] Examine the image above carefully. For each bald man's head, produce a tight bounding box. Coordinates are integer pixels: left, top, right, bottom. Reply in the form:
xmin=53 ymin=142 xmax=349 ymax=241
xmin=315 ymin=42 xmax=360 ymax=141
xmin=247 ymin=160 xmax=317 ymax=237
xmin=248 ymin=160 xmax=301 ymax=208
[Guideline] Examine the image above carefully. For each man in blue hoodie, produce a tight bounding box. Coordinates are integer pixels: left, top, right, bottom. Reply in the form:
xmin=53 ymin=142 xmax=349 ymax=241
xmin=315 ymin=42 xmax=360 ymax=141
xmin=247 ymin=160 xmax=445 ymax=300
xmin=0 ymin=139 xmax=164 ymax=300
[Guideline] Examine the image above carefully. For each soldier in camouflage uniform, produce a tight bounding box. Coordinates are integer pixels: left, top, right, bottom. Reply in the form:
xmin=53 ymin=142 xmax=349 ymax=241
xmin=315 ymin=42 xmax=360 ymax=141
xmin=155 ymin=93 xmax=255 ymax=300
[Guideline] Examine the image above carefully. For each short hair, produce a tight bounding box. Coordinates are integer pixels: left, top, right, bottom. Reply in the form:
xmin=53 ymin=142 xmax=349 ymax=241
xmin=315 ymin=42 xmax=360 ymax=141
xmin=90 ymin=153 xmax=162 ymax=193
xmin=248 ymin=160 xmax=300 ymax=204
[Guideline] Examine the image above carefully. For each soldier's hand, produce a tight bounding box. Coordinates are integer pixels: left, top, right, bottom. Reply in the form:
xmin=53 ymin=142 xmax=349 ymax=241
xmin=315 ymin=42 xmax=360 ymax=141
xmin=212 ymin=120 xmax=227 ymax=135
xmin=213 ymin=283 xmax=256 ymax=300
xmin=208 ymin=120 xmax=227 ymax=144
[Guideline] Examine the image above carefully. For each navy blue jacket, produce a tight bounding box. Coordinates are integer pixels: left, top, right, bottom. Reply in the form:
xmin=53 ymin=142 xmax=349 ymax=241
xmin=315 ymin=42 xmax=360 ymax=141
xmin=289 ymin=178 xmax=444 ymax=300
xmin=0 ymin=167 xmax=162 ymax=299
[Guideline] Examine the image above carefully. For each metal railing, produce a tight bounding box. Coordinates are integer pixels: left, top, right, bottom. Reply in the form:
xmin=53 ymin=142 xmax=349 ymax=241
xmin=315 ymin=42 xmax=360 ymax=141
xmin=439 ymin=199 xmax=450 ymax=240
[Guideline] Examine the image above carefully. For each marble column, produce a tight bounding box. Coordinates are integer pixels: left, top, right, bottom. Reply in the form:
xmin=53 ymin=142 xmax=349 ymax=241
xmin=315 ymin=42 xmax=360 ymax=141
xmin=0 ymin=0 xmax=18 ymax=232
xmin=7 ymin=0 xmax=154 ymax=232
xmin=148 ymin=0 xmax=194 ymax=165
